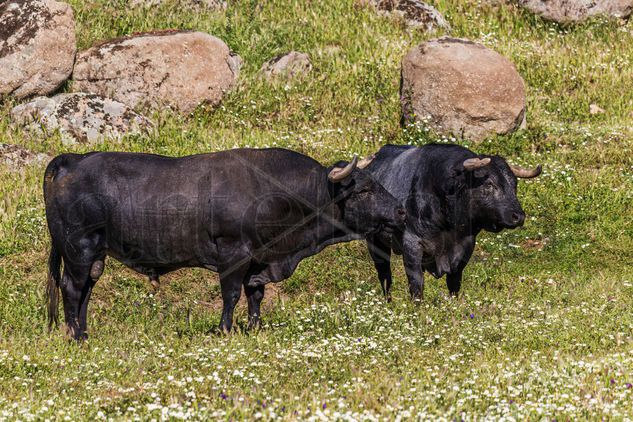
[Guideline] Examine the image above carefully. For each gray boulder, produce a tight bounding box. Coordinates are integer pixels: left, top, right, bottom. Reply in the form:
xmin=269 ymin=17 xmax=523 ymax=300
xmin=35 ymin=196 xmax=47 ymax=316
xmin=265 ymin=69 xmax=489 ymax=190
xmin=517 ymin=0 xmax=633 ymax=22
xmin=0 ymin=0 xmax=77 ymax=99
xmin=11 ymin=93 xmax=153 ymax=144
xmin=362 ymin=0 xmax=450 ymax=31
xmin=0 ymin=144 xmax=50 ymax=169
xmin=260 ymin=52 xmax=312 ymax=80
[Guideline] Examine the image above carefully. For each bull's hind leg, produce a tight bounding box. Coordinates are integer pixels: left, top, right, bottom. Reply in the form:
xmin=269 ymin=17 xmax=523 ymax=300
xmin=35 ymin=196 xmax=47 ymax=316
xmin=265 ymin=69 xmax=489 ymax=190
xmin=61 ymin=240 xmax=104 ymax=341
xmin=60 ymin=263 xmax=94 ymax=341
xmin=79 ymin=257 xmax=105 ymax=335
xmin=367 ymin=236 xmax=393 ymax=301
xmin=245 ymin=284 xmax=265 ymax=330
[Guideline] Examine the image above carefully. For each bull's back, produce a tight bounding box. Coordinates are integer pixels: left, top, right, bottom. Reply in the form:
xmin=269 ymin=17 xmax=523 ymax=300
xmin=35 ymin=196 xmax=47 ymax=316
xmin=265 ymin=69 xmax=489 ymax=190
xmin=368 ymin=144 xmax=478 ymax=203
xmin=46 ymin=149 xmax=325 ymax=211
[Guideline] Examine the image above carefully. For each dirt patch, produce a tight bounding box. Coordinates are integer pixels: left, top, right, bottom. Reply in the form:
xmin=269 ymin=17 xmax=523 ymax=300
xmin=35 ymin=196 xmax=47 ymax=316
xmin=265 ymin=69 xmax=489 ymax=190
xmin=521 ymin=237 xmax=550 ymax=251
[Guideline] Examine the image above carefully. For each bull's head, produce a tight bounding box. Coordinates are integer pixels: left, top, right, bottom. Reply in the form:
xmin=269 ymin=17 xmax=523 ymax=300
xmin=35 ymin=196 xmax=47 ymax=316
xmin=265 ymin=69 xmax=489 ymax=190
xmin=328 ymin=155 xmax=406 ymax=235
xmin=459 ymin=156 xmax=541 ymax=232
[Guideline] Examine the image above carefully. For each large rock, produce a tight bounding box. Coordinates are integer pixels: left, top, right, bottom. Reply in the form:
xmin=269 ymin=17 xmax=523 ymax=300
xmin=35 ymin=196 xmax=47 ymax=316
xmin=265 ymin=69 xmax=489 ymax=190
xmin=72 ymin=30 xmax=241 ymax=113
xmin=0 ymin=0 xmax=76 ymax=99
xmin=517 ymin=0 xmax=633 ymax=22
xmin=0 ymin=144 xmax=50 ymax=169
xmin=11 ymin=93 xmax=153 ymax=144
xmin=401 ymin=37 xmax=526 ymax=141
xmin=260 ymin=52 xmax=312 ymax=80
xmin=362 ymin=0 xmax=450 ymax=31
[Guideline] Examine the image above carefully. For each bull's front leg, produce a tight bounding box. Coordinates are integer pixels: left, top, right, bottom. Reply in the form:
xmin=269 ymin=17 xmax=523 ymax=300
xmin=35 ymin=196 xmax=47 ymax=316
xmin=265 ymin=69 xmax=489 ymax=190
xmin=245 ymin=284 xmax=265 ymax=330
xmin=446 ymin=269 xmax=463 ymax=297
xmin=366 ymin=235 xmax=393 ymax=301
xmin=402 ymin=232 xmax=424 ymax=301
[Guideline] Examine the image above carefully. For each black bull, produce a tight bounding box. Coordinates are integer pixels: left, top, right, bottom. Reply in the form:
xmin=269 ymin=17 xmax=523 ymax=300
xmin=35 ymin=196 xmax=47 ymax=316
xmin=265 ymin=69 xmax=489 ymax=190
xmin=44 ymin=148 xmax=405 ymax=339
xmin=365 ymin=144 xmax=542 ymax=299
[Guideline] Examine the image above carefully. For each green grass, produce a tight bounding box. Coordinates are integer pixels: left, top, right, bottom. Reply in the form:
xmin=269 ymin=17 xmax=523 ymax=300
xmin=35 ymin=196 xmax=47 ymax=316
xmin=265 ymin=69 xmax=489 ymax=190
xmin=1 ymin=0 xmax=632 ymax=419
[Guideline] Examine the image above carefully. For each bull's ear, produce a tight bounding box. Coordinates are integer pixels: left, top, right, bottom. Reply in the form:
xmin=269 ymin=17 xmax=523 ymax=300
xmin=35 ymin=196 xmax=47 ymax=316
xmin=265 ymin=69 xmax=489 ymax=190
xmin=328 ymin=155 xmax=358 ymax=182
xmin=463 ymin=157 xmax=491 ymax=171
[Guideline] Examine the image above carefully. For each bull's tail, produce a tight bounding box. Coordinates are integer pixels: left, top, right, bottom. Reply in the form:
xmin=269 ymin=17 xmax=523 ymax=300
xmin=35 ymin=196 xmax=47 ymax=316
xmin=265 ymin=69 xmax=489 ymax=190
xmin=46 ymin=244 xmax=62 ymax=330
xmin=43 ymin=154 xmax=78 ymax=330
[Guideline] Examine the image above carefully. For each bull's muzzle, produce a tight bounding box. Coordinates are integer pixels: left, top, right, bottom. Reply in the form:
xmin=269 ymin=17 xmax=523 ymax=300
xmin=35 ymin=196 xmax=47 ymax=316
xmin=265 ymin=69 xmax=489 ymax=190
xmin=505 ymin=210 xmax=525 ymax=228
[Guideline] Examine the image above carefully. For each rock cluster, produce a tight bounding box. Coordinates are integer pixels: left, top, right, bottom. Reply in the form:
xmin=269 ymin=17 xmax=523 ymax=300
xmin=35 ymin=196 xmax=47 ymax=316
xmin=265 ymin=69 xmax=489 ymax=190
xmin=10 ymin=0 xmax=617 ymax=149
xmin=1 ymin=1 xmax=240 ymax=145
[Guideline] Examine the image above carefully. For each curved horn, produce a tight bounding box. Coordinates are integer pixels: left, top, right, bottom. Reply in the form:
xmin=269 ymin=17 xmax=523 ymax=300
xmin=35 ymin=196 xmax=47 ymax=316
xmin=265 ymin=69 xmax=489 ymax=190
xmin=463 ymin=157 xmax=491 ymax=171
xmin=357 ymin=154 xmax=375 ymax=169
xmin=328 ymin=155 xmax=358 ymax=182
xmin=511 ymin=164 xmax=542 ymax=179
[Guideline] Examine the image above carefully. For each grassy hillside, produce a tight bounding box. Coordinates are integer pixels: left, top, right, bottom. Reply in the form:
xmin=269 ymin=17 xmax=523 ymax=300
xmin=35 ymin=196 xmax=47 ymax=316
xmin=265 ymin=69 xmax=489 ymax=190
xmin=1 ymin=0 xmax=632 ymax=419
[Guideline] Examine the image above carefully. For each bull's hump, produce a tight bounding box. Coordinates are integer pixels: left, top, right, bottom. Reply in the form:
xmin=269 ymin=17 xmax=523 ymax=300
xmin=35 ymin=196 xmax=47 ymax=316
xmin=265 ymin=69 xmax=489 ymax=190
xmin=371 ymin=146 xmax=421 ymax=202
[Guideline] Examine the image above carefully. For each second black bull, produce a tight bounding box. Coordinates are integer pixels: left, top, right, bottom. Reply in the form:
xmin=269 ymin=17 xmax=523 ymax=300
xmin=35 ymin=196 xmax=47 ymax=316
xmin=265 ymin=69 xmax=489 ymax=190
xmin=44 ymin=148 xmax=405 ymax=339
xmin=365 ymin=144 xmax=542 ymax=299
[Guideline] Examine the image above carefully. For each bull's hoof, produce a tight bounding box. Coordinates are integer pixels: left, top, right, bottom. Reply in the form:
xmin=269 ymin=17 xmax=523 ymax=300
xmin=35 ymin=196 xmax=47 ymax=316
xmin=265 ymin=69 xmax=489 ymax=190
xmin=64 ymin=325 xmax=88 ymax=343
xmin=247 ymin=319 xmax=262 ymax=332
xmin=210 ymin=324 xmax=233 ymax=336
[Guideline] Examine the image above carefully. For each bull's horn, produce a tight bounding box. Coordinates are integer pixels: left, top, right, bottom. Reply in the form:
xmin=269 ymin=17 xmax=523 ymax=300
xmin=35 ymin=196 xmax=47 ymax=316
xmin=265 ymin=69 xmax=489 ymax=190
xmin=357 ymin=154 xmax=375 ymax=169
xmin=463 ymin=157 xmax=491 ymax=171
xmin=328 ymin=155 xmax=358 ymax=182
xmin=511 ymin=164 xmax=542 ymax=178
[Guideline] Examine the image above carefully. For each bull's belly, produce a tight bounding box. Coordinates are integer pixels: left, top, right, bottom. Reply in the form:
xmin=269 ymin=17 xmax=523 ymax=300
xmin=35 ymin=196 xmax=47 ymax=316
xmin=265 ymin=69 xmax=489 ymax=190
xmin=104 ymin=221 xmax=219 ymax=274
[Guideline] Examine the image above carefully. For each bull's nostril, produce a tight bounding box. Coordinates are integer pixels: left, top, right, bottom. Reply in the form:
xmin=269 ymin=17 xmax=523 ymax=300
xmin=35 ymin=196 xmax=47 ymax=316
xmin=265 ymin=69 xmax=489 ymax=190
xmin=397 ymin=208 xmax=406 ymax=217
xmin=512 ymin=212 xmax=525 ymax=224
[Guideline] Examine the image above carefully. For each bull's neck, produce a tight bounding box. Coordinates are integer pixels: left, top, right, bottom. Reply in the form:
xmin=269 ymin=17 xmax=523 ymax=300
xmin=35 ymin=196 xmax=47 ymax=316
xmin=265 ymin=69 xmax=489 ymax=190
xmin=316 ymin=201 xmax=360 ymax=245
xmin=415 ymin=185 xmax=480 ymax=238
